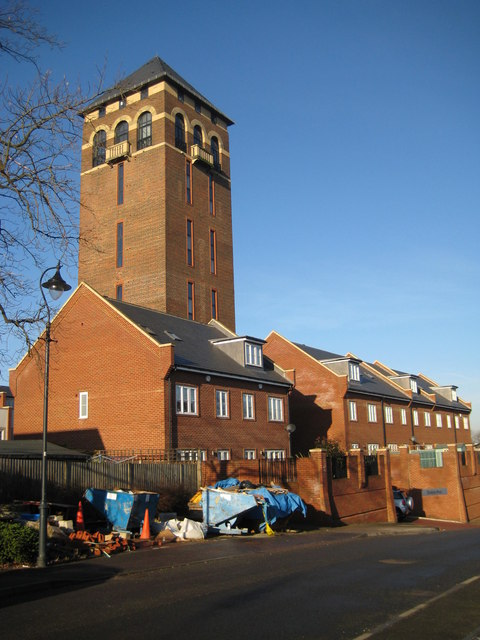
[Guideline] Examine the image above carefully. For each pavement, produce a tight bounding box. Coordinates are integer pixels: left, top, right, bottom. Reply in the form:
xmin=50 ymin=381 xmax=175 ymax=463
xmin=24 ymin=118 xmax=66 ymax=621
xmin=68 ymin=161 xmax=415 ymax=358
xmin=0 ymin=517 xmax=477 ymax=602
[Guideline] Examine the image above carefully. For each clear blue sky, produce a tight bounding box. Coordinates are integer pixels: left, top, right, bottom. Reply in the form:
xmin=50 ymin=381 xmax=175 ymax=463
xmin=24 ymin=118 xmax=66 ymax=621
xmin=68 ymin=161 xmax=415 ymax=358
xmin=4 ymin=1 xmax=480 ymax=432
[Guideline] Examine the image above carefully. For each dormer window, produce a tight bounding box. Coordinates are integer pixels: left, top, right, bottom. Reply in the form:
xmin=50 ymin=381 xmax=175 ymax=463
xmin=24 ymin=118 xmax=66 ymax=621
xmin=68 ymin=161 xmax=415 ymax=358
xmin=245 ymin=342 xmax=263 ymax=367
xmin=410 ymin=378 xmax=418 ymax=394
xmin=348 ymin=362 xmax=360 ymax=382
xmin=452 ymin=389 xmax=458 ymax=402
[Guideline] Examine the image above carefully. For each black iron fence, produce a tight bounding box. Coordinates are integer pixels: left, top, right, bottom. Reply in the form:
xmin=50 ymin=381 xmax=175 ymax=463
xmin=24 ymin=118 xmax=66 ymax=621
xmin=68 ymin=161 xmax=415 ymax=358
xmin=330 ymin=456 xmax=348 ymax=479
xmin=364 ymin=455 xmax=379 ymax=477
xmin=259 ymin=458 xmax=297 ymax=485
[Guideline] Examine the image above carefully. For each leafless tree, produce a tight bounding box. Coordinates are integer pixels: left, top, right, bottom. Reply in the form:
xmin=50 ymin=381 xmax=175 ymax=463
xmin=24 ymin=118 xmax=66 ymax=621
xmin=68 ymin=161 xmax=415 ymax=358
xmin=0 ymin=2 xmax=100 ymax=366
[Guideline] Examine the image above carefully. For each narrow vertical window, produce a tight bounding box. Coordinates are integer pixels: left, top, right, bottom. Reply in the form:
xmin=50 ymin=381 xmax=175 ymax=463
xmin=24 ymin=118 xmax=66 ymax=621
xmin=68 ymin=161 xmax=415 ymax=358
xmin=116 ymin=222 xmax=123 ymax=267
xmin=243 ymin=393 xmax=254 ymax=420
xmin=137 ymin=111 xmax=152 ymax=150
xmin=367 ymin=404 xmax=377 ymax=422
xmin=210 ymin=229 xmax=216 ymax=274
xmin=211 ymin=289 xmax=218 ymax=320
xmin=193 ymin=125 xmax=202 ymax=146
xmin=216 ymin=390 xmax=229 ymax=418
xmin=400 ymin=408 xmax=407 ymax=425
xmin=209 ymin=174 xmax=215 ymax=215
xmin=186 ymin=159 xmax=192 ymax=204
xmin=117 ymin=162 xmax=124 ymax=205
xmin=349 ymin=400 xmax=357 ymax=421
xmin=114 ymin=121 xmax=128 ymax=144
xmin=186 ymin=219 xmax=194 ymax=266
xmin=116 ymin=284 xmax=123 ymax=300
xmin=384 ymin=406 xmax=393 ymax=424
xmin=413 ymin=410 xmax=419 ymax=426
xmin=79 ymin=392 xmax=88 ymax=419
xmin=92 ymin=130 xmax=106 ymax=167
xmin=175 ymin=114 xmax=186 ymax=151
xmin=211 ymin=136 xmax=219 ymax=167
xmin=187 ymin=281 xmax=195 ymax=320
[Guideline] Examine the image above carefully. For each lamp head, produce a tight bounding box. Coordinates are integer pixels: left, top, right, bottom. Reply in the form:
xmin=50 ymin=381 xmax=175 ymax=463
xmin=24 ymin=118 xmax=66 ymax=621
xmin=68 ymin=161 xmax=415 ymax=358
xmin=42 ymin=263 xmax=71 ymax=301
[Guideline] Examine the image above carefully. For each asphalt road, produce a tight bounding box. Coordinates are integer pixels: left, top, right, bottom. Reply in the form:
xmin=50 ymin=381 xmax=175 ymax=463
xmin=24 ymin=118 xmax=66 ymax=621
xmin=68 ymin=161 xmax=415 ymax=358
xmin=2 ymin=526 xmax=480 ymax=639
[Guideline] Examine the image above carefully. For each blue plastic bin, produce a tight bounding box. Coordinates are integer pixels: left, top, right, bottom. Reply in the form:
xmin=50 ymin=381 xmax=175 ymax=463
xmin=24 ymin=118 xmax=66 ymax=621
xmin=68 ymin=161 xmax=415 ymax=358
xmin=84 ymin=489 xmax=159 ymax=530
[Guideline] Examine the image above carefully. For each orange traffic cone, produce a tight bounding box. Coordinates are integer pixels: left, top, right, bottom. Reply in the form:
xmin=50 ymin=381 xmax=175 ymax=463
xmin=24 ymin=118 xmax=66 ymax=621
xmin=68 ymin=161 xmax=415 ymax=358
xmin=140 ymin=508 xmax=151 ymax=540
xmin=76 ymin=500 xmax=85 ymax=531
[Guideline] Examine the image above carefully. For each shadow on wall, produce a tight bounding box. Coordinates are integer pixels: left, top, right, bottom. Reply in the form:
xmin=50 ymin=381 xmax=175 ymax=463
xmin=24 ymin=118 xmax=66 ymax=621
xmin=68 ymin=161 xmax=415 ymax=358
xmin=290 ymin=390 xmax=332 ymax=456
xmin=14 ymin=429 xmax=104 ymax=453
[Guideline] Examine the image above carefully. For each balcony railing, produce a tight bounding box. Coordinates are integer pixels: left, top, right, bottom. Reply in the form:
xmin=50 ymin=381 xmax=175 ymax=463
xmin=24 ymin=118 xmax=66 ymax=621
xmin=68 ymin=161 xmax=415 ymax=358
xmin=191 ymin=144 xmax=215 ymax=167
xmin=106 ymin=140 xmax=131 ymax=163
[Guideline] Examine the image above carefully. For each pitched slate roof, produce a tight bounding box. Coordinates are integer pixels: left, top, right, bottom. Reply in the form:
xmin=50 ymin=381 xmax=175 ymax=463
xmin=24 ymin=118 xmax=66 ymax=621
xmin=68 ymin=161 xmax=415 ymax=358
xmin=86 ymin=56 xmax=234 ymax=124
xmin=108 ymin=298 xmax=290 ymax=387
xmin=294 ymin=343 xmax=342 ymax=362
xmin=295 ymin=343 xmax=410 ymax=401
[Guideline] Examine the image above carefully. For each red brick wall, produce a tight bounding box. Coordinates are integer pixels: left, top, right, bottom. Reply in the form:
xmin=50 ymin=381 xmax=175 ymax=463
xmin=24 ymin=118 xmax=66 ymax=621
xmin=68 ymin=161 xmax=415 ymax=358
xmin=264 ymin=332 xmax=349 ymax=453
xmin=10 ymin=285 xmax=288 ymax=457
xmin=390 ymin=444 xmax=469 ymax=521
xmin=171 ymin=371 xmax=290 ymax=460
xmin=199 ymin=448 xmax=396 ymax=525
xmin=79 ymin=78 xmax=235 ymax=331
xmin=10 ymin=285 xmax=174 ymax=451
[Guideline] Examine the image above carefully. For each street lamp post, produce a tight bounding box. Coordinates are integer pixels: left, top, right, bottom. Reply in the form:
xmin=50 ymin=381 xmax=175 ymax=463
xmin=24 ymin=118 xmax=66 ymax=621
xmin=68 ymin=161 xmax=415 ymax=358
xmin=37 ymin=263 xmax=71 ymax=569
xmin=286 ymin=423 xmax=296 ymax=458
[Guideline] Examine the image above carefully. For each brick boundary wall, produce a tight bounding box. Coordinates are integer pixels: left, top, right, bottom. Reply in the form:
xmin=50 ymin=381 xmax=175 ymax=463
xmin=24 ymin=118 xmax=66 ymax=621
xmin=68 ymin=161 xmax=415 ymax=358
xmin=200 ymin=448 xmax=396 ymax=525
xmin=390 ymin=443 xmax=480 ymax=522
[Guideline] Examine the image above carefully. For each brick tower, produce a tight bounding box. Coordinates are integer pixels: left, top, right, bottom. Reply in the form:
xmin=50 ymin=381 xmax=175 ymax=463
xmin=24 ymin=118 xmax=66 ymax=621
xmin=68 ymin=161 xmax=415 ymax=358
xmin=79 ymin=57 xmax=236 ymax=330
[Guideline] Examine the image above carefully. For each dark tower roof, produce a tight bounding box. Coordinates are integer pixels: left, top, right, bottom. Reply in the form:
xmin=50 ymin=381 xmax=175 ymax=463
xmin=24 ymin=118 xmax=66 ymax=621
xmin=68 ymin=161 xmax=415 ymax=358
xmin=85 ymin=56 xmax=234 ymax=125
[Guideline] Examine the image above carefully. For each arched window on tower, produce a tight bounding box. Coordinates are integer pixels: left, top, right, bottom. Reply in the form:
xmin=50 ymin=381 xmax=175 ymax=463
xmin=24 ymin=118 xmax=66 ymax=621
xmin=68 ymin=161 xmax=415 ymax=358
xmin=137 ymin=111 xmax=152 ymax=150
xmin=92 ymin=130 xmax=106 ymax=167
xmin=193 ymin=125 xmax=203 ymax=148
xmin=211 ymin=136 xmax=219 ymax=169
xmin=175 ymin=114 xmax=186 ymax=151
xmin=115 ymin=120 xmax=129 ymax=144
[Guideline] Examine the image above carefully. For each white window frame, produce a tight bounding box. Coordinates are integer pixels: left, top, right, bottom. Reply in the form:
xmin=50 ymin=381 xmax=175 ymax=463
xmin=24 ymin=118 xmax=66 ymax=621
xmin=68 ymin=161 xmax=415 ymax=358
xmin=388 ymin=443 xmax=399 ymax=452
xmin=349 ymin=400 xmax=357 ymax=422
xmin=351 ymin=443 xmax=360 ymax=449
xmin=268 ymin=396 xmax=284 ymax=422
xmin=176 ymin=384 xmax=197 ymax=415
xmin=79 ymin=392 xmax=88 ymax=419
xmin=245 ymin=342 xmax=263 ymax=367
xmin=217 ymin=449 xmax=230 ymax=461
xmin=177 ymin=449 xmax=206 ymax=462
xmin=349 ymin=362 xmax=360 ymax=382
xmin=463 ymin=417 xmax=469 ymax=430
xmin=447 ymin=415 xmax=452 ymax=429
xmin=367 ymin=403 xmax=377 ymax=423
xmin=265 ymin=449 xmax=285 ymax=460
xmin=367 ymin=443 xmax=379 ymax=454
xmin=455 ymin=415 xmax=460 ymax=429
xmin=384 ymin=406 xmax=393 ymax=424
xmin=424 ymin=412 xmax=431 ymax=427
xmin=244 ymin=449 xmax=256 ymax=460
xmin=452 ymin=389 xmax=458 ymax=402
xmin=400 ymin=408 xmax=407 ymax=425
xmin=413 ymin=409 xmax=419 ymax=426
xmin=216 ymin=389 xmax=229 ymax=418
xmin=410 ymin=378 xmax=418 ymax=394
xmin=242 ymin=393 xmax=255 ymax=420
xmin=436 ymin=414 xmax=443 ymax=428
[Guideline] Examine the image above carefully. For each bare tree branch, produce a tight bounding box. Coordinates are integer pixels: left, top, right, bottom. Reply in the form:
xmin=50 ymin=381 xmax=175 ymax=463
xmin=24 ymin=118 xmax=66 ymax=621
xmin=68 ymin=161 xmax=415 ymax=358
xmin=0 ymin=1 xmax=102 ymax=370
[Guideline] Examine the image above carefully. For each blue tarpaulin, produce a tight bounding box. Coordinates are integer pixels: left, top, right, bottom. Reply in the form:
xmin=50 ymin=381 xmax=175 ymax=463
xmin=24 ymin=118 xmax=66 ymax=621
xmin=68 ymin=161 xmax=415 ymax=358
xmin=205 ymin=478 xmax=307 ymax=532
